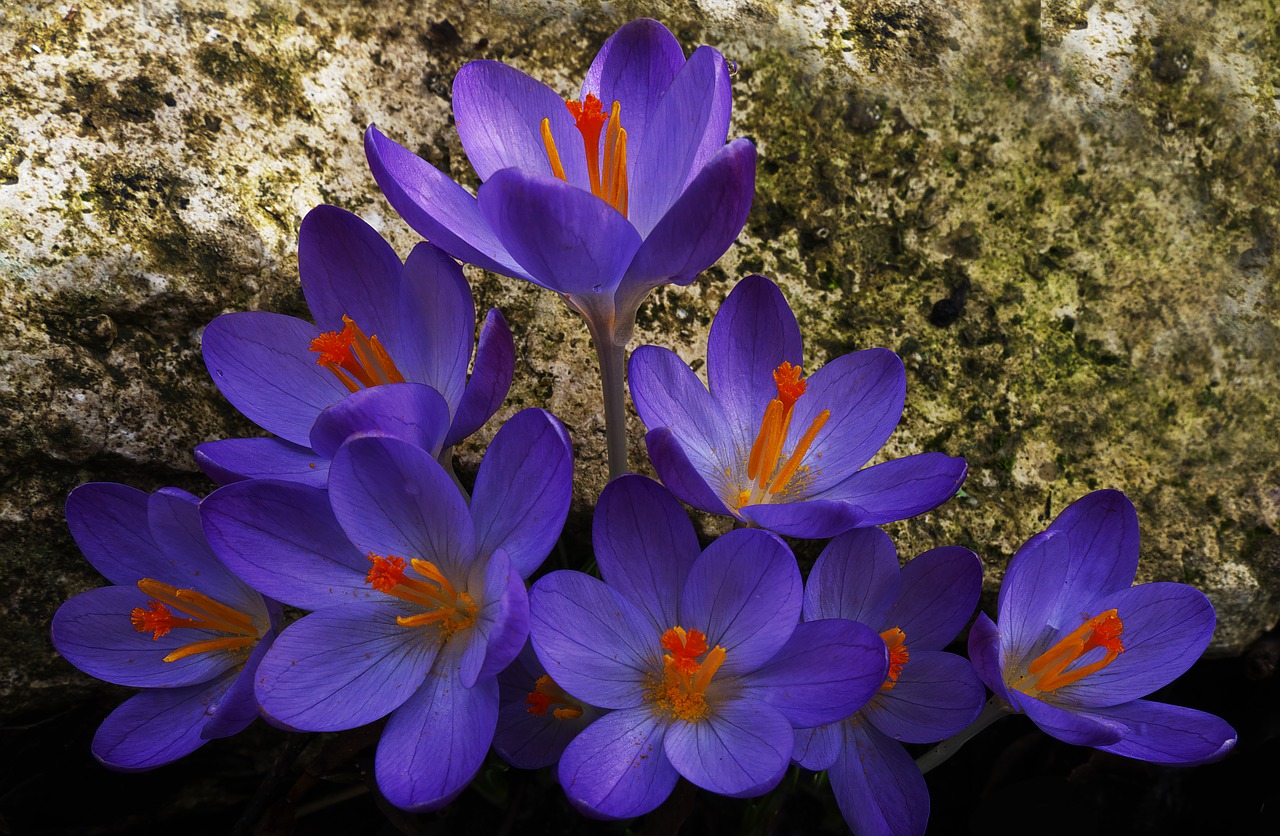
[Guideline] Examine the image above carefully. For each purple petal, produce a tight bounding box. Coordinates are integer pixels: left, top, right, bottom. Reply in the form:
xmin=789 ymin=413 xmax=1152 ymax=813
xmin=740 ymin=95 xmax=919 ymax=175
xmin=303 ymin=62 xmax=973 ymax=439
xmin=445 ymin=308 xmax=514 ymax=446
xmin=66 ymin=483 xmax=164 ymax=586
xmin=663 ymin=697 xmax=792 ymax=798
xmin=92 ymin=677 xmax=231 ymax=771
xmin=53 ymin=586 xmax=240 ymax=688
xmin=147 ymin=489 xmax=257 ymax=609
xmin=309 ymin=382 xmax=450 ymax=460
xmin=376 ymin=665 xmax=499 ymax=812
xmin=477 ymin=168 xmax=642 ymax=297
xmin=452 ymin=60 xmax=587 ymax=186
xmin=364 ymin=125 xmax=534 ymax=281
xmin=254 ymin=602 xmax=439 ymax=731
xmin=967 ymin=612 xmax=1015 ymax=704
xmin=1046 ymin=488 xmax=1140 ymax=594
xmin=864 ymin=651 xmax=985 ymax=743
xmin=679 ymin=529 xmax=801 ymax=676
xmin=816 ymin=453 xmax=967 ymax=526
xmin=201 ymin=627 xmax=277 ymax=740
xmin=1048 ymin=582 xmax=1215 ymax=708
xmin=829 ymin=721 xmax=930 ymax=836
xmin=329 ymin=436 xmax=477 ymax=579
xmin=743 ymin=618 xmax=888 ymax=728
xmin=200 ymin=479 xmax=372 ymax=610
xmin=889 ymin=546 xmax=983 ymax=649
xmin=470 ymin=409 xmax=573 ymax=579
xmin=629 ymin=46 xmax=732 ymax=236
xmin=460 ymin=549 xmax=529 ymax=688
xmin=392 ymin=242 xmax=474 ymax=407
xmin=1016 ymin=692 xmax=1126 ymax=747
xmin=1082 ymin=700 xmax=1237 ymax=765
xmin=804 ymin=528 xmax=902 ymax=626
xmin=529 ymin=571 xmax=656 ymax=709
xmin=494 ymin=643 xmax=596 ymax=770
xmin=558 ymin=707 xmax=678 ymax=819
xmin=620 ymin=139 xmax=756 ymax=305
xmin=297 ymin=204 xmax=402 ymax=334
xmin=582 ymin=18 xmax=685 ymax=174
xmin=195 ymin=438 xmax=329 ymax=487
xmin=792 ymin=722 xmax=843 ymax=771
xmin=995 ymin=529 xmax=1074 ymax=664
xmin=705 ymin=275 xmax=802 ymax=439
xmin=737 ymin=498 xmax=862 ymax=539
xmin=644 ymin=427 xmax=737 ymax=515
xmin=594 ymin=474 xmax=701 ymax=634
xmin=202 ymin=311 xmax=348 ymax=446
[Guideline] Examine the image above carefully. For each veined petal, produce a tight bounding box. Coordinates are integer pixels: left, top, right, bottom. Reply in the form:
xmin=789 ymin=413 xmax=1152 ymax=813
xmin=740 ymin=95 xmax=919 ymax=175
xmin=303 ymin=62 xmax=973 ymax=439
xmin=1042 ymin=490 xmax=1142 ymax=622
xmin=297 ymin=204 xmax=402 ymax=335
xmin=815 ymin=453 xmax=968 ymax=525
xmin=202 ymin=311 xmax=349 ymax=446
xmin=445 ymin=308 xmax=514 ymax=447
xmin=477 ymin=168 xmax=642 ymax=297
xmin=460 ymin=549 xmax=529 ymax=687
xmin=594 ymin=475 xmax=701 ymax=635
xmin=804 ymin=527 xmax=901 ymax=626
xmin=663 ymin=697 xmax=791 ymax=798
xmin=1016 ymin=691 xmax=1126 ymax=747
xmin=308 ymin=382 xmax=450 ymax=461
xmin=558 ymin=708 xmax=678 ymax=820
xmin=967 ymin=612 xmax=1015 ymax=704
xmin=995 ymin=529 xmax=1073 ymax=665
xmin=1083 ymin=700 xmax=1236 ymax=765
xmin=201 ymin=626 xmax=278 ymax=740
xmin=738 ymin=498 xmax=863 ymax=539
xmin=65 ymin=483 xmax=164 ymax=586
xmin=92 ymin=677 xmax=232 ymax=771
xmin=644 ymin=427 xmax=737 ymax=516
xmin=829 ymin=721 xmax=930 ymax=836
xmin=889 ymin=546 xmax=983 ymax=650
xmin=792 ymin=722 xmax=844 ymax=771
xmin=391 ymin=243 xmax=474 ymax=409
xmin=195 ymin=438 xmax=328 ymax=488
xmin=495 ymin=643 xmax=597 ymax=770
xmin=147 ymin=489 xmax=258 ymax=611
xmin=376 ymin=664 xmax=499 ymax=812
xmin=863 ymin=651 xmax=985 ymax=744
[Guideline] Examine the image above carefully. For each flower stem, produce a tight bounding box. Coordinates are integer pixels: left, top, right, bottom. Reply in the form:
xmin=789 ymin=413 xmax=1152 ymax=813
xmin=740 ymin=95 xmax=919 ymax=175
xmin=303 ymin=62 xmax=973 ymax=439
xmin=915 ymin=695 xmax=1012 ymax=775
xmin=587 ymin=320 xmax=629 ymax=481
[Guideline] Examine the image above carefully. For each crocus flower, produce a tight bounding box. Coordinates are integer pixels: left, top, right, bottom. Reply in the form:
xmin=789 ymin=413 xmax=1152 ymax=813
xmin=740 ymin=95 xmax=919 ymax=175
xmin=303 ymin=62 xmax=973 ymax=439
xmin=629 ymin=274 xmax=968 ymax=538
xmin=793 ymin=529 xmax=985 ymax=836
xmin=51 ymin=484 xmax=279 ymax=770
xmin=366 ymin=18 xmax=755 ymax=476
xmin=968 ymin=490 xmax=1236 ymax=765
xmin=199 ymin=203 xmax=514 ymax=485
xmin=493 ymin=641 xmax=602 ymax=770
xmin=200 ymin=409 xmax=574 ymax=810
xmin=529 ymin=475 xmax=887 ymax=819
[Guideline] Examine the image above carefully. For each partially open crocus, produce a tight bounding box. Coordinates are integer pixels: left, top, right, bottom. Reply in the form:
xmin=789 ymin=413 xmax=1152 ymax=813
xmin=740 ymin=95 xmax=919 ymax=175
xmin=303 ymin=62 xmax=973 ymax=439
xmin=199 ymin=203 xmax=513 ymax=485
xmin=200 ymin=409 xmax=574 ymax=811
xmin=493 ymin=641 xmax=603 ymax=770
xmin=793 ymin=529 xmax=985 ymax=836
xmin=629 ymin=274 xmax=968 ymax=538
xmin=51 ymin=484 xmax=279 ymax=771
xmin=529 ymin=475 xmax=887 ymax=818
xmin=365 ymin=18 xmax=755 ymax=476
xmin=968 ymin=490 xmax=1236 ymax=765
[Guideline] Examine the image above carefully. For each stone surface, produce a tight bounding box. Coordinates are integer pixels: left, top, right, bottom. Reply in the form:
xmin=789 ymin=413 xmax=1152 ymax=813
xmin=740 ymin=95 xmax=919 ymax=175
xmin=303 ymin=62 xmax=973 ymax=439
xmin=1 ymin=0 xmax=1278 ymax=719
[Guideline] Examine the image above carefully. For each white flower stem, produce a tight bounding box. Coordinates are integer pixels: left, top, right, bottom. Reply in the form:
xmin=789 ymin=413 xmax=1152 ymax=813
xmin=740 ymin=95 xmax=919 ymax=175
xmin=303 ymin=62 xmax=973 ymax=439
xmin=915 ymin=695 xmax=1013 ymax=775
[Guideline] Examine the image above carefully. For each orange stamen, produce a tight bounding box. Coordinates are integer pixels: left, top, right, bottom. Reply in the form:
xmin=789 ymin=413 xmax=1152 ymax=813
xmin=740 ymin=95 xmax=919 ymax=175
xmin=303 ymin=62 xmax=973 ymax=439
xmin=365 ymin=553 xmax=476 ymax=639
xmin=543 ymin=95 xmax=628 ymax=216
xmin=661 ymin=626 xmax=709 ymax=675
xmin=526 ymin=674 xmax=585 ymax=720
xmin=129 ymin=579 xmax=261 ymax=663
xmin=647 ymin=627 xmax=727 ymax=722
xmin=773 ymin=362 xmax=807 ymax=411
xmin=769 ymin=410 xmax=831 ymax=495
xmin=163 ymin=635 xmax=256 ymax=663
xmin=736 ymin=361 xmax=829 ymax=508
xmin=1017 ymin=609 xmax=1125 ymax=694
xmin=879 ymin=627 xmax=910 ymax=691
xmin=308 ymin=315 xmax=405 ymax=392
xmin=540 ymin=118 xmax=567 ymax=180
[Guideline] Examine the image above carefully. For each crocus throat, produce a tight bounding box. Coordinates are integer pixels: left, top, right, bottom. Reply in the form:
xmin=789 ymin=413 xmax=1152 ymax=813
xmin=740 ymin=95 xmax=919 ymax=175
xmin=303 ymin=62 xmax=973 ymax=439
xmin=646 ymin=626 xmax=727 ymax=722
xmin=1013 ymin=609 xmax=1125 ymax=695
xmin=365 ymin=553 xmax=476 ymax=637
xmin=879 ymin=627 xmax=909 ymax=692
xmin=526 ymin=674 xmax=584 ymax=721
xmin=540 ymin=93 xmax=629 ymax=216
xmin=129 ymin=579 xmax=260 ymax=663
xmin=309 ymin=315 xmax=406 ymax=393
xmin=736 ymin=361 xmax=831 ymax=509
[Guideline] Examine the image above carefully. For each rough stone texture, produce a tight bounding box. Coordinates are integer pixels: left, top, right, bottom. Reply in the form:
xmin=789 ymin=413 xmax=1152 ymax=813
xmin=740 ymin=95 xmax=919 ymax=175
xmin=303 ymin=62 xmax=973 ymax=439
xmin=1 ymin=0 xmax=1277 ymax=719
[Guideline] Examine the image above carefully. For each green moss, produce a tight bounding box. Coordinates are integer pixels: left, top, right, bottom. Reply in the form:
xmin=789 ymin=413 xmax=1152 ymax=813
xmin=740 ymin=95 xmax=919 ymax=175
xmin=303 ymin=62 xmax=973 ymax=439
xmin=194 ymin=40 xmax=312 ymax=121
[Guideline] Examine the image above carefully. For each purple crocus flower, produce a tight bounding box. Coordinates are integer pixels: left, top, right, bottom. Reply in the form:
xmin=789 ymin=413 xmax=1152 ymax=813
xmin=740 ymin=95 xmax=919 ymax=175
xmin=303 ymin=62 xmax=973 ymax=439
xmin=493 ymin=641 xmax=602 ymax=770
xmin=628 ymin=274 xmax=968 ymax=538
xmin=365 ymin=18 xmax=755 ymax=477
xmin=529 ymin=475 xmax=887 ymax=819
xmin=968 ymin=490 xmax=1236 ymax=765
xmin=51 ymin=484 xmax=279 ymax=770
xmin=793 ymin=529 xmax=985 ymax=836
xmin=199 ymin=203 xmax=514 ymax=486
xmin=200 ymin=409 xmax=573 ymax=810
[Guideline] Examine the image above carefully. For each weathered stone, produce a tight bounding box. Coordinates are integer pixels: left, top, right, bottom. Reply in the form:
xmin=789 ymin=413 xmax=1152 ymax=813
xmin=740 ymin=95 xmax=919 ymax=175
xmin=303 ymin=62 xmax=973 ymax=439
xmin=2 ymin=0 xmax=1277 ymax=719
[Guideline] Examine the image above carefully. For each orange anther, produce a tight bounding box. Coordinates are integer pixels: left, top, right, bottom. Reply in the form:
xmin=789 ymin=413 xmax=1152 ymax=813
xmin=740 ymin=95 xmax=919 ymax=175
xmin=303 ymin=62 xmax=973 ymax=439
xmin=309 ymin=315 xmax=405 ymax=392
xmin=773 ymin=362 xmax=807 ymax=412
xmin=366 ymin=554 xmax=407 ymax=592
xmin=1018 ymin=609 xmax=1125 ymax=694
xmin=879 ymin=627 xmax=910 ymax=691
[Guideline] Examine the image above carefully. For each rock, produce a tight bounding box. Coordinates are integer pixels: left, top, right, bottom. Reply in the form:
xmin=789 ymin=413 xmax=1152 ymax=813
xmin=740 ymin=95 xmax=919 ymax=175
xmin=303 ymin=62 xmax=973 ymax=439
xmin=2 ymin=0 xmax=1278 ymax=720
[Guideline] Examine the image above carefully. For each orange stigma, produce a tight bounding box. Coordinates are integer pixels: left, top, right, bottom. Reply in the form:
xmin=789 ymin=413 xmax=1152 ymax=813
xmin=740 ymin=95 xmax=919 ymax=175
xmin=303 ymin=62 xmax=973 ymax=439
xmin=308 ymin=315 xmax=406 ymax=393
xmin=365 ymin=553 xmax=477 ymax=639
xmin=879 ymin=627 xmax=910 ymax=691
xmin=1014 ymin=609 xmax=1125 ymax=694
xmin=737 ymin=361 xmax=831 ymax=509
xmin=129 ymin=579 xmax=260 ymax=663
xmin=540 ymin=93 xmax=628 ymax=216
xmin=646 ymin=627 xmax=727 ymax=722
xmin=526 ymin=674 xmax=585 ymax=721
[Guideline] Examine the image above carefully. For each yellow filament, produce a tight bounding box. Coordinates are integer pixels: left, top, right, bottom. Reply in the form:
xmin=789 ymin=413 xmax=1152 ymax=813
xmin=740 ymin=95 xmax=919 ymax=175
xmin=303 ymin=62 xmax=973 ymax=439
xmin=747 ymin=400 xmax=783 ymax=481
xmin=163 ymin=635 xmax=256 ymax=663
xmin=769 ymin=410 xmax=831 ymax=495
xmin=540 ymin=118 xmax=567 ymax=180
xmin=136 ymin=579 xmax=257 ymax=637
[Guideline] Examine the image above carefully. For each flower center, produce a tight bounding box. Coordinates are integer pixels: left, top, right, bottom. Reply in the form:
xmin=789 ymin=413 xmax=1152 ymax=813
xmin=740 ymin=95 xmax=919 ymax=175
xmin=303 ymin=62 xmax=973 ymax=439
xmin=879 ymin=627 xmax=910 ymax=692
xmin=645 ymin=626 xmax=727 ymax=722
xmin=365 ymin=553 xmax=477 ymax=638
xmin=130 ymin=579 xmax=261 ymax=662
xmin=540 ymin=93 xmax=629 ymax=216
xmin=526 ymin=674 xmax=584 ymax=721
xmin=1013 ymin=609 xmax=1125 ymax=695
xmin=309 ymin=314 xmax=406 ymax=393
xmin=735 ymin=361 xmax=831 ymax=509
